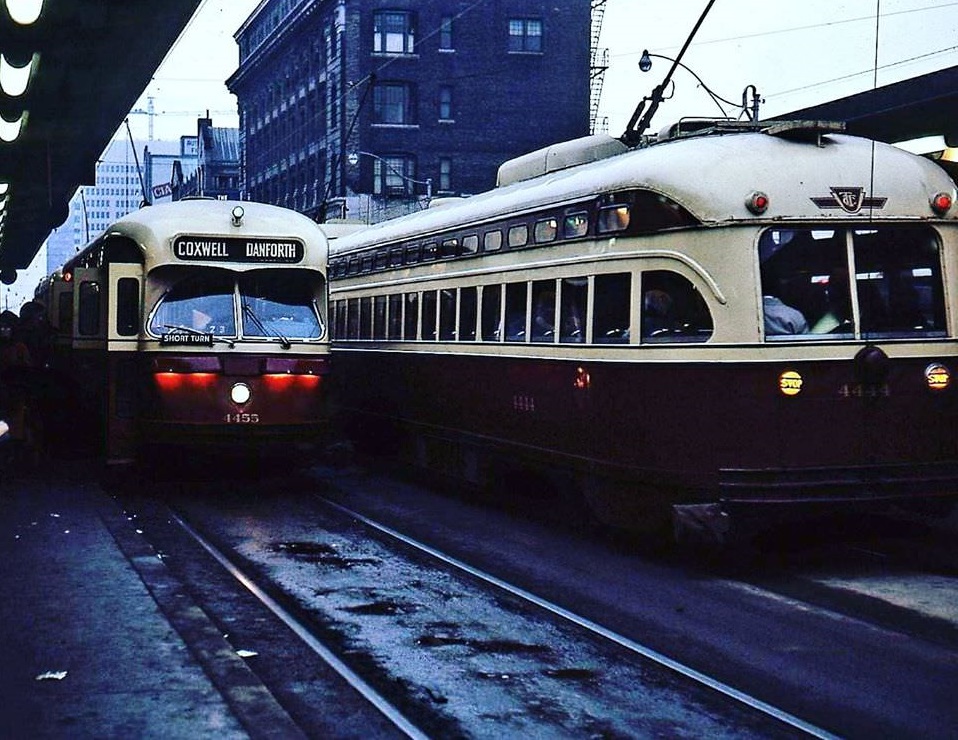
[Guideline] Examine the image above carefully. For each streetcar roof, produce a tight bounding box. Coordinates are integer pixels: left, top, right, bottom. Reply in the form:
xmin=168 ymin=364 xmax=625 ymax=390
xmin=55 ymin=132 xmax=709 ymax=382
xmin=329 ymin=128 xmax=957 ymax=256
xmin=67 ymin=199 xmax=329 ymax=273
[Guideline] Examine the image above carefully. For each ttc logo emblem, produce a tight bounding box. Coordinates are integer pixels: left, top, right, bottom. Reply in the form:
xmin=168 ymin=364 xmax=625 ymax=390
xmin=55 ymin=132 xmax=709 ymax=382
xmin=811 ymin=187 xmax=887 ymax=214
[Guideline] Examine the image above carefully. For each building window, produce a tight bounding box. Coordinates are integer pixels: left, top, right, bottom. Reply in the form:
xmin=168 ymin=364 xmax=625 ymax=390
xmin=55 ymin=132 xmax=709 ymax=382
xmin=438 ymin=86 xmax=453 ymax=120
xmin=439 ymin=16 xmax=453 ymax=50
xmin=508 ymin=18 xmax=542 ymax=53
xmin=374 ymin=82 xmax=415 ymax=124
xmin=439 ymin=158 xmax=452 ymax=192
xmin=374 ymin=156 xmax=417 ymax=197
xmin=374 ymin=11 xmax=416 ymax=54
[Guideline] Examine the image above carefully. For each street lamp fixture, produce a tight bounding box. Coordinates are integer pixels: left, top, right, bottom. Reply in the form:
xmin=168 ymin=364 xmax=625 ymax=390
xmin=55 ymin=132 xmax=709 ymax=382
xmin=638 ymin=50 xmax=761 ymax=123
xmin=347 ymin=150 xmax=432 ymax=200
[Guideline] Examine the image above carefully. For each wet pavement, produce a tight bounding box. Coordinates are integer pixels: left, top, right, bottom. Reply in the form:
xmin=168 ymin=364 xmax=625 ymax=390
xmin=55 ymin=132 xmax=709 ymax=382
xmin=0 ymin=467 xmax=253 ymax=738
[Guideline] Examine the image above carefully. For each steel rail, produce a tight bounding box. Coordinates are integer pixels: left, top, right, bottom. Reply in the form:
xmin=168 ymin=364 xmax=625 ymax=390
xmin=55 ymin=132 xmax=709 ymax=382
xmin=171 ymin=512 xmax=430 ymax=740
xmin=319 ymin=496 xmax=837 ymax=740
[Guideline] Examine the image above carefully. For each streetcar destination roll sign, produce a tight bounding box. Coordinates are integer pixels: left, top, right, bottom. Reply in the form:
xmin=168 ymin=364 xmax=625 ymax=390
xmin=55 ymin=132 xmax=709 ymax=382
xmin=173 ymin=236 xmax=304 ymax=263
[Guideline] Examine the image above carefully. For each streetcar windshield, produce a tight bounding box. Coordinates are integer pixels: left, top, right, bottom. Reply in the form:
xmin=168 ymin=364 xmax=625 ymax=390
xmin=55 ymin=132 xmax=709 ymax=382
xmin=759 ymin=226 xmax=946 ymax=340
xmin=239 ymin=272 xmax=323 ymax=339
xmin=149 ymin=269 xmax=324 ymax=341
xmin=150 ymin=271 xmax=236 ymax=336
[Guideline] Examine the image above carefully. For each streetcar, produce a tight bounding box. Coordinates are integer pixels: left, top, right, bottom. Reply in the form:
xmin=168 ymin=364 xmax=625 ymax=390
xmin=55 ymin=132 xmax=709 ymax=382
xmin=327 ymin=119 xmax=958 ymax=543
xmin=35 ymin=198 xmax=332 ymax=463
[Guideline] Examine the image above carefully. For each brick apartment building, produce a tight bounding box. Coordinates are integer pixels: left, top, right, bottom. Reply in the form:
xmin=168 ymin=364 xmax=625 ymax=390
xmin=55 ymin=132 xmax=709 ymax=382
xmin=227 ymin=0 xmax=592 ymax=223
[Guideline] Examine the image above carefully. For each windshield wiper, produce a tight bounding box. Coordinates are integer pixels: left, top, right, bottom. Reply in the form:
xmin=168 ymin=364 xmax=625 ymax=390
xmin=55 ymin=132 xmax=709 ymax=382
xmin=242 ymin=303 xmax=291 ymax=349
xmin=161 ymin=324 xmax=235 ymax=348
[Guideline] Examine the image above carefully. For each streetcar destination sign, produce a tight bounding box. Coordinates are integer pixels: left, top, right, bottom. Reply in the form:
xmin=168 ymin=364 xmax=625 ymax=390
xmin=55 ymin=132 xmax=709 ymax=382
xmin=172 ymin=236 xmax=304 ymax=263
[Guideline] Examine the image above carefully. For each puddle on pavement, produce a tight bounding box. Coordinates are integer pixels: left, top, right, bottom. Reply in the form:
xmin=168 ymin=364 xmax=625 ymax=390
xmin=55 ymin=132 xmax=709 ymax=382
xmin=273 ymin=540 xmax=380 ymax=568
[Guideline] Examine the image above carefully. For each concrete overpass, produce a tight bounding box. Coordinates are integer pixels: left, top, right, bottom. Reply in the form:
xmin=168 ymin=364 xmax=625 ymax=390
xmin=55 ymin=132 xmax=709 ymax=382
xmin=0 ymin=0 xmax=203 ymax=284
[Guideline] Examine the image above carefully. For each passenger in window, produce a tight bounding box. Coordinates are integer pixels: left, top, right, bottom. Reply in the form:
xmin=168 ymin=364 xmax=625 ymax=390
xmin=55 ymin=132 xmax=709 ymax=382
xmin=764 ymin=294 xmax=808 ymax=335
xmin=763 ymin=278 xmax=808 ymax=335
xmin=532 ymin=289 xmax=555 ymax=340
xmin=642 ymin=289 xmax=674 ymax=338
xmin=810 ymin=270 xmax=852 ymax=334
xmin=559 ymin=279 xmax=586 ymax=342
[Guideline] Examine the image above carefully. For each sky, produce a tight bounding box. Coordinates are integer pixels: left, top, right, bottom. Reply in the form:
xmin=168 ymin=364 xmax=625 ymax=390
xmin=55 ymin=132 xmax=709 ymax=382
xmin=124 ymin=0 xmax=958 ymax=145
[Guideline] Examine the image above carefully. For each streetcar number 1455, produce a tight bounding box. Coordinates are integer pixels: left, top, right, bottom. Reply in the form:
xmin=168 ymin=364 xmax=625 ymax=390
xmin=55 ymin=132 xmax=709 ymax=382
xmin=225 ymin=413 xmax=260 ymax=423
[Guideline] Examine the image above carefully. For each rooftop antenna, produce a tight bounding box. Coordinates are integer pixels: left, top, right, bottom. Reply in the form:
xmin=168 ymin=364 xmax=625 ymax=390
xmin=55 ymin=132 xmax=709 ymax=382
xmin=621 ymin=0 xmax=717 ymax=146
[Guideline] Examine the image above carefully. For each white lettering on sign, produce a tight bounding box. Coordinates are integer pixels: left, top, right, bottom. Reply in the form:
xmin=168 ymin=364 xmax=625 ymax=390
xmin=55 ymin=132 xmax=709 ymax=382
xmin=175 ymin=240 xmax=229 ymax=258
xmin=246 ymin=241 xmax=297 ymax=259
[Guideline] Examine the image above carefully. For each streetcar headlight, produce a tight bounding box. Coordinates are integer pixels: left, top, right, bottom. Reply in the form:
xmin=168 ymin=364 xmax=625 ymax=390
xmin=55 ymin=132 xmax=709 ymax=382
xmin=231 ymin=205 xmax=245 ymax=227
xmin=230 ymin=382 xmax=252 ymax=405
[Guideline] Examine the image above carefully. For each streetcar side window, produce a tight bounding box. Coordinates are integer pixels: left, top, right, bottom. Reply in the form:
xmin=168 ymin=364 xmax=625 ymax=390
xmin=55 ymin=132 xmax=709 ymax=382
xmin=403 ymin=292 xmax=419 ymax=339
xmin=347 ymin=298 xmax=360 ymax=339
xmin=421 ymin=290 xmax=437 ymax=340
xmin=373 ymin=295 xmax=387 ymax=339
xmin=335 ymin=299 xmax=347 ymax=339
xmin=563 ymin=212 xmax=589 ymax=239
xmin=640 ymin=271 xmax=713 ymax=343
xmin=116 ymin=277 xmax=140 ymax=337
xmin=439 ymin=288 xmax=457 ymax=340
xmin=481 ymin=284 xmax=502 ymax=340
xmin=507 ymin=224 xmax=528 ymax=249
xmin=597 ymin=205 xmax=630 ymax=234
xmin=58 ymin=292 xmax=72 ymax=334
xmin=387 ymin=294 xmax=403 ymax=339
xmin=78 ymin=281 xmax=101 ymax=337
xmin=592 ymin=273 xmax=631 ymax=343
xmin=462 ymin=234 xmax=479 ymax=255
xmin=531 ymin=280 xmax=556 ymax=342
xmin=359 ymin=297 xmax=373 ymax=339
xmin=559 ymin=277 xmax=587 ymax=342
xmin=505 ymin=282 xmax=528 ymax=340
xmin=441 ymin=238 xmax=459 ymax=258
xmin=483 ymin=230 xmax=503 ymax=252
xmin=459 ymin=286 xmax=478 ymax=340
xmin=534 ymin=218 xmax=558 ymax=244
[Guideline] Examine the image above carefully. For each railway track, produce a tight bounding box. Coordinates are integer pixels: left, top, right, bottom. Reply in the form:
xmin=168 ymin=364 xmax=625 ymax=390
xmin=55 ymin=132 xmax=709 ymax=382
xmin=103 ymin=462 xmax=958 ymax=738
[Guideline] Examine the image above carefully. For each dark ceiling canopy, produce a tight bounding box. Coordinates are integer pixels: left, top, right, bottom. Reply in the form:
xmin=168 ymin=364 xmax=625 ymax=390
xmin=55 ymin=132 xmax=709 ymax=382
xmin=778 ymin=65 xmax=958 ymax=145
xmin=0 ymin=0 xmax=203 ymax=279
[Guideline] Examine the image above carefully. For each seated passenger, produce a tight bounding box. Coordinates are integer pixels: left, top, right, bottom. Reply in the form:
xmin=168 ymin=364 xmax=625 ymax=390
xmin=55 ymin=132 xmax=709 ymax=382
xmin=763 ymin=294 xmax=808 ymax=335
xmin=642 ymin=289 xmax=674 ymax=338
xmin=532 ymin=290 xmax=556 ymax=340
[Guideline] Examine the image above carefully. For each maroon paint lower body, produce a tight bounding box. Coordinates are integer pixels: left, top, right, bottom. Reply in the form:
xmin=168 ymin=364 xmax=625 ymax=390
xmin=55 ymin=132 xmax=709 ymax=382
xmin=332 ymin=348 xmax=958 ymax=535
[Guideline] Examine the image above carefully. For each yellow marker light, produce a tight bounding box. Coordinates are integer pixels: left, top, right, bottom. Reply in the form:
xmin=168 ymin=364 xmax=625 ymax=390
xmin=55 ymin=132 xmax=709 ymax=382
xmin=924 ymin=363 xmax=951 ymax=392
xmin=779 ymin=370 xmax=803 ymax=396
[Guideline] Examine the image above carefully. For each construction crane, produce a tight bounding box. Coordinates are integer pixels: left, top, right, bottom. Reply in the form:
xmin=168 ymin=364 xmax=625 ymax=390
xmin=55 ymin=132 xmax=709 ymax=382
xmin=590 ymin=0 xmax=609 ymax=134
xmin=128 ymin=96 xmax=236 ymax=140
